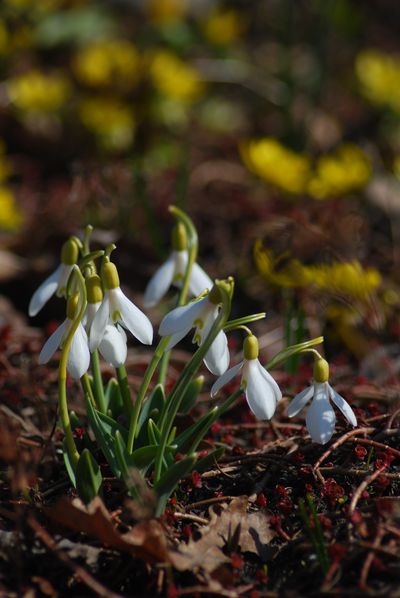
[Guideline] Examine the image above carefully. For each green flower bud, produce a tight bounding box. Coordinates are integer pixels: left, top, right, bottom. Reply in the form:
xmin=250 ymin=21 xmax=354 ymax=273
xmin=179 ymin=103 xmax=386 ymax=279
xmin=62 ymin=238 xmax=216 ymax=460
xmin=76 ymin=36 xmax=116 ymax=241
xmin=172 ymin=222 xmax=187 ymax=251
xmin=313 ymin=357 xmax=329 ymax=383
xmin=67 ymin=292 xmax=79 ymax=320
xmin=243 ymin=334 xmax=259 ymax=360
xmin=86 ymin=274 xmax=103 ymax=304
xmin=102 ymin=261 xmax=120 ymax=290
xmin=208 ymin=284 xmax=222 ymax=305
xmin=61 ymin=238 xmax=79 ymax=265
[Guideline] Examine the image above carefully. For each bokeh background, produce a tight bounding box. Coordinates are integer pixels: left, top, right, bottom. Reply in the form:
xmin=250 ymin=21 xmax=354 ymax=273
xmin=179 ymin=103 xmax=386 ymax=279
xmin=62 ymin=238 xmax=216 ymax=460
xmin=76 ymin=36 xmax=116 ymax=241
xmin=1 ymin=0 xmax=399 ymax=381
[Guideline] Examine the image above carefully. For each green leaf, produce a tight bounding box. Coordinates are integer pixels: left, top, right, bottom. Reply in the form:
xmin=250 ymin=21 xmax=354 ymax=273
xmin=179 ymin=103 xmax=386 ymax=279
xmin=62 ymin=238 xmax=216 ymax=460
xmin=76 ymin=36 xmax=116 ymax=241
xmin=62 ymin=438 xmax=76 ymax=488
xmin=175 ymin=407 xmax=218 ymax=453
xmin=34 ymin=8 xmax=115 ymax=47
xmin=178 ymin=375 xmax=204 ymax=415
xmin=154 ymin=454 xmax=197 ymax=516
xmin=195 ymin=447 xmax=225 ymax=473
xmin=105 ymin=377 xmax=124 ymax=416
xmin=147 ymin=418 xmax=161 ymax=445
xmin=85 ymin=394 xmax=121 ymax=478
xmin=76 ymin=449 xmax=102 ymax=504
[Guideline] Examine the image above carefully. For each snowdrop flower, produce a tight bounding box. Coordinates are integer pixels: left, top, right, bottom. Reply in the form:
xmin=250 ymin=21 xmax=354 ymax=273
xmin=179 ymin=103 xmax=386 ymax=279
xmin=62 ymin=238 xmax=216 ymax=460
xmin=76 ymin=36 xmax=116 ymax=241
xmin=90 ymin=260 xmax=153 ymax=351
xmin=29 ymin=238 xmax=80 ymax=317
xmin=287 ymin=357 xmax=357 ymax=444
xmin=85 ymin=273 xmax=127 ymax=367
xmin=39 ymin=292 xmax=90 ymax=380
xmin=144 ymin=222 xmax=212 ymax=307
xmin=211 ymin=334 xmax=281 ymax=419
xmin=158 ymin=284 xmax=229 ymax=376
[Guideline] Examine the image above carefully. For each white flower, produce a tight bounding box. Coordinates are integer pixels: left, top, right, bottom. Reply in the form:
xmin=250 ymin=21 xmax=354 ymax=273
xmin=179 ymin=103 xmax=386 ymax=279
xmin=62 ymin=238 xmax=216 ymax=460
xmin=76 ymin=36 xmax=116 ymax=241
xmin=287 ymin=360 xmax=357 ymax=444
xmin=158 ymin=287 xmax=229 ymax=376
xmin=29 ymin=239 xmax=79 ymax=317
xmin=89 ymin=261 xmax=153 ymax=351
xmin=84 ymin=300 xmax=127 ymax=368
xmin=144 ymin=249 xmax=212 ymax=308
xmin=39 ymin=318 xmax=90 ymax=380
xmin=210 ymin=335 xmax=281 ymax=419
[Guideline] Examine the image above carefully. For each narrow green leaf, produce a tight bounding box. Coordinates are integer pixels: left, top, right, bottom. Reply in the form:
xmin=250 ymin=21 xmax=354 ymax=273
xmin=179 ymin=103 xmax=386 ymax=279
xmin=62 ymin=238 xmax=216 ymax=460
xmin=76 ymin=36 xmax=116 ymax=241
xmin=175 ymin=408 xmax=218 ymax=453
xmin=85 ymin=394 xmax=121 ymax=478
xmin=154 ymin=454 xmax=197 ymax=516
xmin=76 ymin=449 xmax=102 ymax=504
xmin=62 ymin=438 xmax=76 ymax=488
xmin=178 ymin=375 xmax=204 ymax=414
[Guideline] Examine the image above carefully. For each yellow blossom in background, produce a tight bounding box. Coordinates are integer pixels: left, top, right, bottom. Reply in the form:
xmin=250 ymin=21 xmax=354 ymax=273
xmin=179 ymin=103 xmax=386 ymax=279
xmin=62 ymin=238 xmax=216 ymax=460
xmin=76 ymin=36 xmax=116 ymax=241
xmin=7 ymin=70 xmax=70 ymax=113
xmin=203 ymin=8 xmax=246 ymax=46
xmin=241 ymin=138 xmax=312 ymax=194
xmin=308 ymin=144 xmax=371 ymax=199
xmin=356 ymin=49 xmax=400 ymax=113
xmin=0 ymin=188 xmax=23 ymax=231
xmin=72 ymin=40 xmax=140 ymax=89
xmin=78 ymin=97 xmax=135 ymax=151
xmin=0 ymin=20 xmax=9 ymax=54
xmin=146 ymin=0 xmax=187 ymax=24
xmin=149 ymin=50 xmax=204 ymax=103
xmin=254 ymin=241 xmax=381 ymax=299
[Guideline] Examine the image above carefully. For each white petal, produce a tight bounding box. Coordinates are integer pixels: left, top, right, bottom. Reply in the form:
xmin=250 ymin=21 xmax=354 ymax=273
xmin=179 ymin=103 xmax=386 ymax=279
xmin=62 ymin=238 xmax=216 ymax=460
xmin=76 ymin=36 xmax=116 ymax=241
xmin=189 ymin=262 xmax=213 ymax=296
xmin=114 ymin=287 xmax=153 ymax=345
xmin=172 ymin=250 xmax=188 ymax=287
xmin=84 ymin=302 xmax=101 ymax=332
xmin=306 ymin=383 xmax=336 ymax=444
xmin=159 ymin=297 xmax=206 ymax=337
xmin=328 ymin=385 xmax=357 ymax=427
xmin=29 ymin=265 xmax=62 ymax=316
xmin=287 ymin=386 xmax=314 ymax=418
xmin=143 ymin=254 xmax=175 ymax=307
xmin=203 ymin=330 xmax=230 ymax=376
xmin=245 ymin=359 xmax=278 ymax=420
xmin=165 ymin=327 xmax=191 ymax=351
xmin=116 ymin=323 xmax=127 ymax=342
xmin=89 ymin=295 xmax=110 ymax=351
xmin=67 ymin=323 xmax=90 ymax=379
xmin=211 ymin=361 xmax=243 ymax=397
xmin=256 ymin=363 xmax=282 ymax=403
xmin=99 ymin=324 xmax=127 ymax=367
xmin=56 ymin=264 xmax=74 ymax=297
xmin=38 ymin=319 xmax=67 ymax=364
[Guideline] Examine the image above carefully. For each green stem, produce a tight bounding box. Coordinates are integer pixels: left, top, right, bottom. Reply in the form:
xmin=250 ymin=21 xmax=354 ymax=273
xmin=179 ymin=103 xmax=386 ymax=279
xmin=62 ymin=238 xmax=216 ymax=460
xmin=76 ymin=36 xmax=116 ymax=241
xmin=224 ymin=312 xmax=266 ymax=332
xmin=116 ymin=365 xmax=133 ymax=418
xmin=169 ymin=205 xmax=198 ymax=307
xmin=157 ymin=349 xmax=170 ymax=386
xmin=91 ymin=350 xmax=106 ymax=413
xmin=81 ymin=373 xmax=96 ymax=407
xmin=266 ymin=336 xmax=324 ymax=370
xmin=58 ymin=266 xmax=87 ymax=468
xmin=127 ymin=336 xmax=170 ymax=453
xmin=154 ymin=281 xmax=233 ymax=481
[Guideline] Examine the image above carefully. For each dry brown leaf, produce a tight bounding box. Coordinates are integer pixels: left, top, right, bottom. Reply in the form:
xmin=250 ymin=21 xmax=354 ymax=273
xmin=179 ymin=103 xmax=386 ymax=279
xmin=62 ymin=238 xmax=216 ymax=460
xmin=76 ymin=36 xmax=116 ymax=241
xmin=171 ymin=496 xmax=275 ymax=572
xmin=45 ymin=496 xmax=171 ymax=564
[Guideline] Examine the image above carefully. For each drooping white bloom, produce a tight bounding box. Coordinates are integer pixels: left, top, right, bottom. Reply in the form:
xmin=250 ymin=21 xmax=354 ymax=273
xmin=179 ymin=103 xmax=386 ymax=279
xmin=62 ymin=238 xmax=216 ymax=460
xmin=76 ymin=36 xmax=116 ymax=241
xmin=39 ymin=318 xmax=90 ymax=380
xmin=211 ymin=335 xmax=281 ymax=419
xmin=29 ymin=238 xmax=80 ymax=317
xmin=158 ymin=285 xmax=229 ymax=376
xmin=287 ymin=359 xmax=357 ymax=444
xmin=144 ymin=249 xmax=212 ymax=308
xmin=84 ymin=274 xmax=128 ymax=368
xmin=89 ymin=261 xmax=153 ymax=351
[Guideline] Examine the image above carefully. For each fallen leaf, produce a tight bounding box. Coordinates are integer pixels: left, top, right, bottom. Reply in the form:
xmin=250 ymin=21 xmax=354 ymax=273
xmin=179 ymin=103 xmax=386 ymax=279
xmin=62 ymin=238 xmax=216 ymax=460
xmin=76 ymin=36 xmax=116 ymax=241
xmin=171 ymin=496 xmax=275 ymax=572
xmin=46 ymin=496 xmax=171 ymax=564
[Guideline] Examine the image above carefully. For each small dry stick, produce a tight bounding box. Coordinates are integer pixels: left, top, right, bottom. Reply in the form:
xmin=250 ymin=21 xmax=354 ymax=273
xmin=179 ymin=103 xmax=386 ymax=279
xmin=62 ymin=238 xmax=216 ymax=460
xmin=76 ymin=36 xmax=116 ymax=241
xmin=350 ymin=437 xmax=400 ymax=457
xmin=348 ymin=466 xmax=387 ymax=516
xmin=313 ymin=427 xmax=375 ymax=482
xmin=27 ymin=514 xmax=123 ymax=598
xmin=359 ymin=526 xmax=385 ymax=591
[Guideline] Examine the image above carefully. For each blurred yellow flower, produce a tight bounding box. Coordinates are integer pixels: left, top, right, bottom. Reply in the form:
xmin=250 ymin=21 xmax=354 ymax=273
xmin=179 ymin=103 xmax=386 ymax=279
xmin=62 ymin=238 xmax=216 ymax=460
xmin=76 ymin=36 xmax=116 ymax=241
xmin=150 ymin=50 xmax=204 ymax=103
xmin=0 ymin=187 xmax=23 ymax=231
xmin=203 ymin=8 xmax=246 ymax=46
xmin=7 ymin=70 xmax=70 ymax=113
xmin=72 ymin=40 xmax=140 ymax=89
xmin=356 ymin=49 xmax=400 ymax=113
xmin=241 ymin=138 xmax=312 ymax=194
xmin=254 ymin=241 xmax=381 ymax=299
xmin=308 ymin=144 xmax=371 ymax=199
xmin=78 ymin=97 xmax=135 ymax=151
xmin=146 ymin=0 xmax=187 ymax=24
